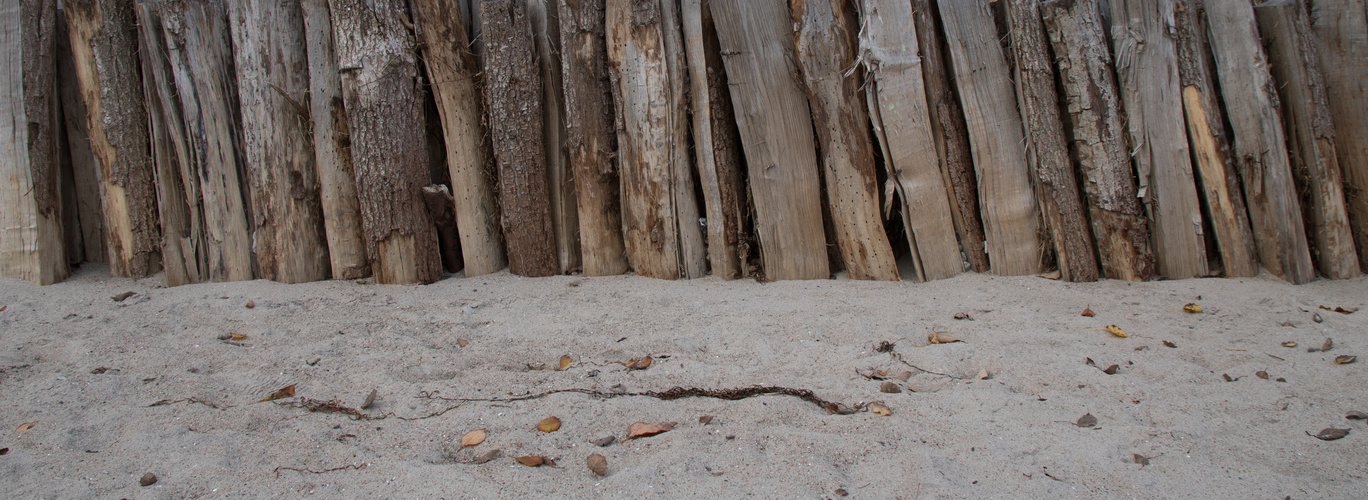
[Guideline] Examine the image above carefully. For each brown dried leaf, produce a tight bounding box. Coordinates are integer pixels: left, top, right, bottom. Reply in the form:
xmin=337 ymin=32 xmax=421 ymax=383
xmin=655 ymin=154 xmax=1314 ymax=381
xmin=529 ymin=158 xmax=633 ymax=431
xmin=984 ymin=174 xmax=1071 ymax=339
xmin=879 ymin=381 xmax=901 ymax=393
xmin=625 ymin=356 xmax=653 ymax=370
xmin=953 ymin=312 xmax=971 ymax=320
xmin=1183 ymin=303 xmax=1202 ymax=314
xmin=1281 ymin=341 xmax=1297 ymax=348
xmin=1280 ymin=320 xmax=1297 ymax=327
xmin=590 ymin=436 xmax=616 ymax=447
xmin=1133 ymin=454 xmax=1149 ymax=466
xmin=244 ymin=300 xmax=255 ymax=309
xmin=260 ymin=384 xmax=296 ymax=402
xmin=698 ymin=415 xmax=713 ymax=425
xmin=1085 ymin=357 xmax=1096 ymax=367
xmin=361 ymin=389 xmax=377 ymax=409
xmin=1255 ymin=371 xmax=1269 ymax=380
xmin=459 ymin=429 xmax=487 ymax=449
xmin=892 ymin=371 xmax=913 ymax=382
xmin=976 ymin=368 xmax=990 ymax=380
xmin=558 ymin=355 xmax=573 ymax=370
xmin=457 ymin=338 xmax=469 ymax=348
xmin=1322 ymin=338 xmax=1334 ymax=352
xmin=1222 ymin=373 xmax=1234 ymax=382
xmin=869 ymin=402 xmax=892 ymax=416
xmin=1334 ymin=355 xmax=1356 ymax=365
xmin=15 ymin=421 xmax=34 ymax=432
xmin=516 ymin=455 xmax=552 ymax=467
xmin=471 ymin=448 xmax=501 ymax=464
xmin=1102 ymin=365 xmax=1119 ymax=375
xmin=587 ymin=453 xmax=608 ymax=476
xmin=537 ymin=416 xmax=561 ymax=433
xmin=1308 ymin=428 xmax=1350 ymax=441
xmin=626 ymin=421 xmax=677 ymax=439
xmin=527 ymin=363 xmax=548 ymax=371
xmin=1075 ymin=413 xmax=1097 ymax=428
xmin=1345 ymin=411 xmax=1368 ymax=420
xmin=1163 ymin=340 xmax=1177 ymax=348
xmin=928 ymin=332 xmax=961 ymax=344
xmin=1335 ymin=306 xmax=1358 ymax=314
xmin=0 ymin=305 xmax=7 ymax=312
xmin=1081 ymin=307 xmax=1095 ymax=317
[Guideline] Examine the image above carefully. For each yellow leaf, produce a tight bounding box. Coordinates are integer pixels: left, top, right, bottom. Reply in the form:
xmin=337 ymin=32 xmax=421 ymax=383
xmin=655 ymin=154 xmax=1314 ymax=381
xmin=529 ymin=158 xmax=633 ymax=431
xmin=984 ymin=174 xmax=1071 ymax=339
xmin=1280 ymin=341 xmax=1297 ymax=348
xmin=928 ymin=332 xmax=961 ymax=344
xmin=869 ymin=402 xmax=892 ymax=416
xmin=559 ymin=355 xmax=573 ymax=370
xmin=15 ymin=421 xmax=34 ymax=432
xmin=1335 ymin=355 xmax=1357 ymax=365
xmin=1092 ymin=325 xmax=1127 ymax=338
xmin=537 ymin=416 xmax=561 ymax=433
xmin=1183 ymin=303 xmax=1202 ymax=314
xmin=459 ymin=429 xmax=486 ymax=449
xmin=229 ymin=333 xmax=246 ymax=341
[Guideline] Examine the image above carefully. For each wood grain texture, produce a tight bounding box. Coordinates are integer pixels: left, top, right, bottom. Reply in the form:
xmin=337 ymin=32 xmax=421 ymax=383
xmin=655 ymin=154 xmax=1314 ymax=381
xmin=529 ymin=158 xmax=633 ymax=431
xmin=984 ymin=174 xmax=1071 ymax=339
xmin=1308 ymin=0 xmax=1368 ymax=272
xmin=530 ymin=0 xmax=581 ymax=274
xmin=56 ymin=12 xmax=105 ymax=264
xmin=709 ymin=0 xmax=829 ymax=280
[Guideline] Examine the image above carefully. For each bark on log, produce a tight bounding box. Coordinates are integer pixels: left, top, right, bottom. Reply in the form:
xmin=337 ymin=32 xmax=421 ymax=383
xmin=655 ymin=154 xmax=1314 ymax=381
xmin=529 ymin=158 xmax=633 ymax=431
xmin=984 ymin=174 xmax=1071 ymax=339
xmin=56 ymin=12 xmax=106 ymax=264
xmin=1173 ymin=0 xmax=1259 ymax=277
xmin=413 ymin=0 xmax=507 ymax=277
xmin=1006 ymin=0 xmax=1100 ymax=282
xmin=1258 ymin=1 xmax=1359 ymax=279
xmin=709 ymin=0 xmax=829 ymax=280
xmin=1040 ymin=0 xmax=1154 ymax=281
xmin=230 ymin=0 xmax=330 ymax=283
xmin=790 ymin=0 xmax=899 ymax=281
xmin=606 ymin=0 xmax=707 ymax=279
xmin=1108 ymin=0 xmax=1208 ymax=280
xmin=1204 ymin=0 xmax=1316 ymax=284
xmin=1 ymin=0 xmax=69 ymax=284
xmin=65 ymin=0 xmax=163 ymax=277
xmin=681 ymin=0 xmax=747 ymax=280
xmin=1309 ymin=0 xmax=1368 ymax=271
xmin=480 ymin=0 xmax=559 ymax=277
xmin=857 ymin=0 xmax=962 ymax=281
xmin=911 ymin=0 xmax=987 ymax=273
xmin=329 ymin=0 xmax=442 ymax=284
xmin=529 ymin=0 xmax=581 ymax=273
xmin=937 ymin=1 xmax=1044 ymax=276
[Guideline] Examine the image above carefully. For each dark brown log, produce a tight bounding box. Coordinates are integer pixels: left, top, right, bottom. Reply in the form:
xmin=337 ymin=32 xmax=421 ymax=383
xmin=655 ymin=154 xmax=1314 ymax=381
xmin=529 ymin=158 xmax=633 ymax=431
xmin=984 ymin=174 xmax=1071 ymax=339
xmin=65 ymin=0 xmax=163 ymax=277
xmin=329 ymin=0 xmax=442 ymax=284
xmin=480 ymin=0 xmax=559 ymax=277
xmin=1309 ymin=0 xmax=1368 ymax=271
xmin=1006 ymin=0 xmax=1099 ymax=283
xmin=56 ymin=12 xmax=106 ymax=264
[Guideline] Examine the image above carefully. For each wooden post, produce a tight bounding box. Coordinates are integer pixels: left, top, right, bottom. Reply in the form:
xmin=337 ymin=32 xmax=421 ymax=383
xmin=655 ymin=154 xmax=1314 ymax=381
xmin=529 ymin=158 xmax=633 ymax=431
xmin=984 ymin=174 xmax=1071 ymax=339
xmin=708 ymin=0 xmax=829 ymax=280
xmin=56 ymin=12 xmax=105 ymax=264
xmin=329 ymin=0 xmax=442 ymax=284
xmin=856 ymin=0 xmax=961 ymax=281
xmin=529 ymin=0 xmax=581 ymax=274
xmin=1005 ymin=0 xmax=1100 ymax=283
xmin=559 ymin=0 xmax=629 ymax=277
xmin=480 ymin=0 xmax=559 ymax=277
xmin=606 ymin=0 xmax=707 ymax=279
xmin=681 ymin=0 xmax=748 ymax=280
xmin=1107 ymin=0 xmax=1208 ymax=280
xmin=790 ymin=0 xmax=898 ymax=281
xmin=65 ymin=0 xmax=163 ymax=278
xmin=1204 ymin=0 xmax=1316 ymax=284
xmin=1173 ymin=0 xmax=1259 ymax=277
xmin=911 ymin=0 xmax=987 ymax=274
xmin=412 ymin=0 xmax=507 ymax=277
xmin=938 ymin=1 xmax=1043 ymax=276
xmin=1309 ymin=0 xmax=1368 ymax=271
xmin=1 ymin=0 xmax=69 ymax=284
xmin=1039 ymin=0 xmax=1154 ymax=281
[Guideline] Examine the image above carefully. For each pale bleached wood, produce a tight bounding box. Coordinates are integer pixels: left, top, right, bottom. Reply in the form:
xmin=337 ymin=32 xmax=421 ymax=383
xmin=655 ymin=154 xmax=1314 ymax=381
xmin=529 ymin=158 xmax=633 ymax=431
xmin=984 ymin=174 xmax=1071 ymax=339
xmin=65 ymin=0 xmax=163 ymax=278
xmin=858 ymin=0 xmax=962 ymax=281
xmin=1204 ymin=0 xmax=1316 ymax=284
xmin=56 ymin=12 xmax=105 ymax=264
xmin=938 ymin=0 xmax=1043 ymax=276
xmin=791 ymin=0 xmax=898 ymax=281
xmin=1256 ymin=1 xmax=1358 ymax=279
xmin=1308 ymin=0 xmax=1368 ymax=272
xmin=529 ymin=0 xmax=581 ymax=274
xmin=708 ymin=0 xmax=829 ymax=281
xmin=413 ymin=0 xmax=507 ymax=277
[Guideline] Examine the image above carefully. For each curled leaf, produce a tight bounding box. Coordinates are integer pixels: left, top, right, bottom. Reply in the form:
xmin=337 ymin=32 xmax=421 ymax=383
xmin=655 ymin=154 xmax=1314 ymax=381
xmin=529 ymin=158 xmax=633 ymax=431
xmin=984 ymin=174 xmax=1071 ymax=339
xmin=1281 ymin=341 xmax=1297 ymax=348
xmin=559 ymin=355 xmax=573 ymax=370
xmin=516 ymin=455 xmax=553 ymax=467
xmin=1345 ymin=411 xmax=1368 ymax=420
xmin=953 ymin=312 xmax=971 ymax=320
xmin=1255 ymin=371 xmax=1269 ymax=380
xmin=928 ymin=331 xmax=961 ymax=344
xmin=1081 ymin=307 xmax=1095 ymax=317
xmin=1102 ymin=365 xmax=1120 ymax=375
xmin=1183 ymin=303 xmax=1202 ymax=314
xmin=15 ymin=421 xmax=35 ymax=432
xmin=459 ymin=429 xmax=487 ymax=449
xmin=1163 ymin=341 xmax=1177 ymax=348
xmin=361 ymin=389 xmax=377 ymax=409
xmin=868 ymin=402 xmax=892 ymax=416
xmin=1335 ymin=306 xmax=1358 ymax=314
xmin=625 ymin=356 xmax=653 ymax=370
xmin=1075 ymin=413 xmax=1097 ymax=428
xmin=626 ymin=421 xmax=677 ymax=439
xmin=537 ymin=416 xmax=562 ymax=433
xmin=1334 ymin=355 xmax=1356 ymax=365
xmin=1308 ymin=428 xmax=1350 ymax=441
xmin=1103 ymin=325 xmax=1127 ymax=338
xmin=976 ymin=368 xmax=990 ymax=380
xmin=586 ymin=453 xmax=608 ymax=476
xmin=260 ymin=384 xmax=296 ymax=402
xmin=527 ymin=363 xmax=548 ymax=371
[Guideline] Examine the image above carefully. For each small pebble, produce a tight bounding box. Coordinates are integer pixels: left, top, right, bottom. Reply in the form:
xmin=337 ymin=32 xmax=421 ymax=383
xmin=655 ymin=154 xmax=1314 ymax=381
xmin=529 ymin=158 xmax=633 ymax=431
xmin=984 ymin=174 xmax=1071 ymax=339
xmin=139 ymin=472 xmax=157 ymax=487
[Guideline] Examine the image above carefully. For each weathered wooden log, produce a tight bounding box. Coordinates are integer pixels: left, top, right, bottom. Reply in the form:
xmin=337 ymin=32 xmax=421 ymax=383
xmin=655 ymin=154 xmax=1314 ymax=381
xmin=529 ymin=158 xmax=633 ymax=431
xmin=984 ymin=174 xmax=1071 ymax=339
xmin=911 ymin=0 xmax=986 ymax=274
xmin=1173 ymin=0 xmax=1259 ymax=277
xmin=857 ymin=0 xmax=961 ymax=282
xmin=413 ymin=0 xmax=506 ymax=277
xmin=790 ymin=0 xmax=898 ymax=281
xmin=65 ymin=0 xmax=163 ymax=277
xmin=1 ymin=0 xmax=69 ymax=284
xmin=1309 ymin=0 xmax=1368 ymax=271
xmin=229 ymin=0 xmax=330 ymax=283
xmin=529 ymin=0 xmax=581 ymax=274
xmin=709 ymin=0 xmax=829 ymax=280
xmin=938 ymin=1 xmax=1043 ymax=276
xmin=1204 ymin=0 xmax=1316 ymax=284
xmin=1256 ymin=1 xmax=1359 ymax=279
xmin=56 ymin=12 xmax=105 ymax=264
xmin=1040 ymin=0 xmax=1154 ymax=281
xmin=606 ymin=0 xmax=707 ymax=279
xmin=480 ymin=0 xmax=559 ymax=277
xmin=1107 ymin=0 xmax=1208 ymax=280
xmin=1006 ymin=0 xmax=1100 ymax=283
xmin=681 ymin=0 xmax=748 ymax=280
xmin=329 ymin=0 xmax=442 ymax=284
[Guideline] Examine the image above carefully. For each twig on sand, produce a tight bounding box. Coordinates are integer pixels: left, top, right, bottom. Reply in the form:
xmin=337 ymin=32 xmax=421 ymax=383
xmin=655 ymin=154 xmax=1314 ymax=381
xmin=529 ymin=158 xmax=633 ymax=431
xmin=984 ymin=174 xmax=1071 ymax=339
xmin=416 ymin=386 xmax=868 ymax=415
xmin=273 ymin=463 xmax=368 ymax=478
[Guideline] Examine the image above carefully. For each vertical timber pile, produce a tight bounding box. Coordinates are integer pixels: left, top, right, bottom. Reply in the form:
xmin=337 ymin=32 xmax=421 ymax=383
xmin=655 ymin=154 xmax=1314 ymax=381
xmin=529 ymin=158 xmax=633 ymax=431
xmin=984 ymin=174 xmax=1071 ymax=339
xmin=413 ymin=0 xmax=507 ymax=276
xmin=856 ymin=0 xmax=962 ymax=281
xmin=1257 ymin=2 xmax=1359 ymax=279
xmin=56 ymin=12 xmax=106 ymax=264
xmin=230 ymin=0 xmax=330 ymax=283
xmin=1309 ymin=0 xmax=1368 ymax=271
xmin=1204 ymin=0 xmax=1315 ymax=284
xmin=1005 ymin=0 xmax=1100 ymax=282
xmin=1108 ymin=0 xmax=1208 ymax=280
xmin=681 ymin=0 xmax=748 ymax=280
xmin=709 ymin=0 xmax=829 ymax=280
xmin=911 ymin=0 xmax=987 ymax=273
xmin=791 ymin=0 xmax=899 ymax=281
xmin=480 ymin=0 xmax=559 ymax=277
xmin=65 ymin=0 xmax=163 ymax=277
xmin=938 ymin=0 xmax=1043 ymax=276
xmin=329 ymin=0 xmax=442 ymax=284
xmin=559 ymin=0 xmax=628 ymax=277
xmin=1040 ymin=0 xmax=1154 ymax=281
xmin=1 ymin=0 xmax=69 ymax=284
xmin=529 ymin=0 xmax=581 ymax=273
xmin=301 ymin=0 xmax=369 ymax=279
xmin=606 ymin=0 xmax=706 ymax=279
xmin=1173 ymin=0 xmax=1258 ymax=277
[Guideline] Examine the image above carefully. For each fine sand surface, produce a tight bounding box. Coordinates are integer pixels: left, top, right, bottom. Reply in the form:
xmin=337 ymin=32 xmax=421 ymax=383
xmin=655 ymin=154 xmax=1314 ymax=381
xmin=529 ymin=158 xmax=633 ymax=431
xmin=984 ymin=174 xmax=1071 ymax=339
xmin=0 ymin=264 xmax=1365 ymax=498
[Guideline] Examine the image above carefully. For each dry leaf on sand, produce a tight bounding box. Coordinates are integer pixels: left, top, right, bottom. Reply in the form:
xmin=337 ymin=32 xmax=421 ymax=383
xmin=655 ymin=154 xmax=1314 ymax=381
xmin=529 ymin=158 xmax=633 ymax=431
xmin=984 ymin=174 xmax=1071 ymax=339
xmin=928 ymin=332 xmax=961 ymax=344
xmin=537 ymin=416 xmax=561 ymax=433
xmin=459 ymin=429 xmax=487 ymax=449
xmin=1281 ymin=341 xmax=1297 ymax=348
xmin=976 ymin=368 xmax=989 ymax=380
xmin=1163 ymin=341 xmax=1177 ymax=348
xmin=698 ymin=415 xmax=714 ymax=425
xmin=471 ymin=449 xmax=501 ymax=464
xmin=1081 ymin=307 xmax=1095 ymax=317
xmin=590 ymin=436 xmax=615 ymax=447
xmin=15 ymin=421 xmax=35 ymax=432
xmin=1308 ymin=428 xmax=1349 ymax=441
xmin=559 ymin=355 xmax=573 ymax=370
xmin=624 ymin=356 xmax=653 ymax=370
xmin=1183 ymin=303 xmax=1202 ymax=314
xmin=457 ymin=338 xmax=469 ymax=348
xmin=260 ymin=384 xmax=295 ymax=402
xmin=868 ymin=402 xmax=892 ymax=416
xmin=1255 ymin=371 xmax=1269 ymax=380
xmin=586 ymin=453 xmax=608 ymax=476
xmin=516 ymin=455 xmax=554 ymax=466
xmin=1334 ymin=355 xmax=1356 ymax=365
xmin=361 ymin=389 xmax=378 ymax=409
xmin=1075 ymin=413 xmax=1097 ymax=428
xmin=1344 ymin=411 xmax=1368 ymax=420
xmin=244 ymin=300 xmax=255 ymax=309
xmin=879 ymin=381 xmax=901 ymax=393
xmin=626 ymin=422 xmax=677 ymax=439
